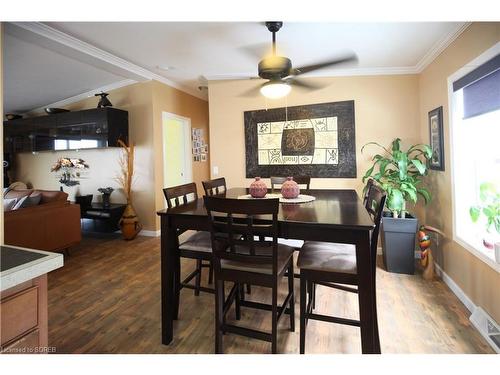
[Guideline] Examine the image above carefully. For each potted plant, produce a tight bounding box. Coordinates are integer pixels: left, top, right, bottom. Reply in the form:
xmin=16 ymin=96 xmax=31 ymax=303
xmin=362 ymin=138 xmax=433 ymax=274
xmin=469 ymin=182 xmax=500 ymax=263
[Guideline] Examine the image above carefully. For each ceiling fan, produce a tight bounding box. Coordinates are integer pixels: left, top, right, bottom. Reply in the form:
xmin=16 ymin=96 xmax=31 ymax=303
xmin=242 ymin=22 xmax=358 ymax=99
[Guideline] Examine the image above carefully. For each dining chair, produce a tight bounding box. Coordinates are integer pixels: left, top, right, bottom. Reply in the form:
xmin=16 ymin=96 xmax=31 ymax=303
xmin=362 ymin=178 xmax=375 ymax=208
xmin=202 ymin=177 xmax=227 ymax=196
xmin=163 ymin=183 xmax=214 ymax=299
xmin=297 ymin=184 xmax=387 ymax=353
xmin=204 ymin=195 xmax=295 ymax=354
xmin=203 ymin=177 xmax=252 ymax=295
xmin=270 ymin=176 xmax=311 ymax=192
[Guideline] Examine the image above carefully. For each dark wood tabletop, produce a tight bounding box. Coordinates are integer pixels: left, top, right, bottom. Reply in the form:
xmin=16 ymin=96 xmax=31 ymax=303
xmin=157 ymin=188 xmax=374 ymax=230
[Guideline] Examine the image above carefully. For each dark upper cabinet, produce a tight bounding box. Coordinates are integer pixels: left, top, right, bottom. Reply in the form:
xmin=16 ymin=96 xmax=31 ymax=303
xmin=3 ymin=108 xmax=128 ymax=153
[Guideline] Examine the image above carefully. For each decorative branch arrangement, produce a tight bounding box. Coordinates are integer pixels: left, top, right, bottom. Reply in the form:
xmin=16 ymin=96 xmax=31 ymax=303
xmin=115 ymin=139 xmax=142 ymax=240
xmin=116 ymin=139 xmax=135 ymax=203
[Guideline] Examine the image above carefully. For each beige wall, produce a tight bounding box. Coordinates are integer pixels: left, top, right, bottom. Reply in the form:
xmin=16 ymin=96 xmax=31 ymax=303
xmin=418 ymin=22 xmax=500 ymax=322
xmin=208 ymin=74 xmax=421 ymax=202
xmin=151 ymin=80 xmax=210 ymax=229
xmin=12 ymin=79 xmax=209 ymax=232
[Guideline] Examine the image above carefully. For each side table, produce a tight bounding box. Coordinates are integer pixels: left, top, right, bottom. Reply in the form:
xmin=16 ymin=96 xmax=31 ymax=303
xmin=80 ymin=203 xmax=126 ymax=233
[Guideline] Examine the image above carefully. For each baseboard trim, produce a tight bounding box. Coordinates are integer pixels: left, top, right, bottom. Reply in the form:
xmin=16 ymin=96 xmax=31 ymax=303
xmin=139 ymin=230 xmax=160 ymax=237
xmin=433 ymin=264 xmax=500 ymax=353
xmin=434 ymin=263 xmax=476 ymax=313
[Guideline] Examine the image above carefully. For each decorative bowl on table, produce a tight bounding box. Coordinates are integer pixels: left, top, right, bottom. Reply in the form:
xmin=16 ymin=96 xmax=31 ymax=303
xmin=281 ymin=177 xmax=300 ymax=199
xmin=249 ymin=177 xmax=267 ymax=198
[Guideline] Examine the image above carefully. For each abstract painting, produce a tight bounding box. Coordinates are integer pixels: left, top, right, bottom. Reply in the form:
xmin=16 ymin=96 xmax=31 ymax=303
xmin=244 ymin=101 xmax=356 ymax=178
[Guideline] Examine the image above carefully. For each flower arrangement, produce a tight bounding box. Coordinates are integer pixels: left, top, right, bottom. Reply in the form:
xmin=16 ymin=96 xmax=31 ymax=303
xmin=51 ymin=157 xmax=89 ymax=186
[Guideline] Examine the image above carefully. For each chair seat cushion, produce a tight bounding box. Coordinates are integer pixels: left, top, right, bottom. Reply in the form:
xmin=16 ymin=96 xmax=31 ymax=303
xmin=178 ymin=231 xmax=243 ymax=253
xmin=179 ymin=231 xmax=212 ymax=252
xmin=221 ymin=244 xmax=295 ymax=275
xmin=298 ymin=242 xmax=357 ymax=274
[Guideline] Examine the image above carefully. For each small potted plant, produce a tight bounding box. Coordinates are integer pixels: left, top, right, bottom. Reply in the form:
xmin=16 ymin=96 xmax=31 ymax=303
xmin=362 ymin=138 xmax=433 ymax=274
xmin=469 ymin=182 xmax=500 ymax=263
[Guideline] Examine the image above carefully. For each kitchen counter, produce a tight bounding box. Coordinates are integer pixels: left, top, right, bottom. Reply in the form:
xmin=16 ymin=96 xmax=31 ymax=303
xmin=1 ymin=245 xmax=63 ymax=292
xmin=0 ymin=245 xmax=63 ymax=353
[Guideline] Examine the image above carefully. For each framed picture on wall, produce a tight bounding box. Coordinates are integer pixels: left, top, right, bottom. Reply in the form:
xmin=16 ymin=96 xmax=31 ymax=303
xmin=428 ymin=106 xmax=445 ymax=171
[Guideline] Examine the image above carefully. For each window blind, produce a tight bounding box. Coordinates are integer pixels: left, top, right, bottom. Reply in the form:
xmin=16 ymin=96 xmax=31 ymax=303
xmin=453 ymin=53 xmax=500 ymax=119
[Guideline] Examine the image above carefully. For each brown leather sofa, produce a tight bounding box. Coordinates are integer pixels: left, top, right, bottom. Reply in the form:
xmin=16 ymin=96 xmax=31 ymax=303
xmin=4 ymin=189 xmax=81 ymax=253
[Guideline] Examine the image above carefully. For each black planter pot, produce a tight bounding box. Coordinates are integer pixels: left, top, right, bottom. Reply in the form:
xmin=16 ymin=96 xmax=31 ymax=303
xmin=381 ymin=213 xmax=419 ymax=274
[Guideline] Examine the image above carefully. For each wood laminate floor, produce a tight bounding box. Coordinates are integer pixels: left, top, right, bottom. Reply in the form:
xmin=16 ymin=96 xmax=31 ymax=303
xmin=47 ymin=235 xmax=493 ymax=354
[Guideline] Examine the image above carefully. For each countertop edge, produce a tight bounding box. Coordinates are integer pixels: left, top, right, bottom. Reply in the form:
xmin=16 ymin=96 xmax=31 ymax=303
xmin=1 ymin=247 xmax=64 ymax=292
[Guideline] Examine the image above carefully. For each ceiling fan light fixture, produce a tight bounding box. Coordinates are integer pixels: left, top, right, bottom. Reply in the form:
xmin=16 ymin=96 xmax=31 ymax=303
xmin=260 ymin=81 xmax=291 ymax=99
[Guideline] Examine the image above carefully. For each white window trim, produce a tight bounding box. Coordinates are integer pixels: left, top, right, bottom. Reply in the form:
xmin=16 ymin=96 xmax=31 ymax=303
xmin=447 ymin=41 xmax=500 ymax=273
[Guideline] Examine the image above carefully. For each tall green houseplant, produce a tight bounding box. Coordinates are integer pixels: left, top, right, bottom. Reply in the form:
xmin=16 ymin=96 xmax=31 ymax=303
xmin=362 ymin=138 xmax=433 ymax=218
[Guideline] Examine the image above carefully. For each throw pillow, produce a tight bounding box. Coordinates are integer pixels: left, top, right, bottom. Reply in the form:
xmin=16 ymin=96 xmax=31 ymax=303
xmin=12 ymin=196 xmax=28 ymax=210
xmin=3 ymin=187 xmax=12 ymax=197
xmin=3 ymin=198 xmax=17 ymax=211
xmin=12 ymin=193 xmax=42 ymax=210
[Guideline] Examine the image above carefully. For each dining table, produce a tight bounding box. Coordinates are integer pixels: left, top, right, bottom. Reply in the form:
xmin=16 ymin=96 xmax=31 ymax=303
xmin=157 ymin=188 xmax=379 ymax=353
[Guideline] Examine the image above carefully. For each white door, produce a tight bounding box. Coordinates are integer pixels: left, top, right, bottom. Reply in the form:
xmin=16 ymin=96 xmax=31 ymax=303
xmin=162 ymin=112 xmax=192 ymax=189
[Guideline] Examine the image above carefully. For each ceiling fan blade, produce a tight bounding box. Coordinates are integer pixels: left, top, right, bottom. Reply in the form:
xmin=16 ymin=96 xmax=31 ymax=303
xmin=285 ymin=78 xmax=325 ymax=91
xmin=237 ymin=81 xmax=265 ymax=97
xmin=202 ymin=73 xmax=260 ymax=81
xmin=290 ymin=53 xmax=358 ymax=76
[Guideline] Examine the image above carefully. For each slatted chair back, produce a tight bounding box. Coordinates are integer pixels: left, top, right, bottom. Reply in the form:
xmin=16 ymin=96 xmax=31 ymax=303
xmin=362 ymin=178 xmax=375 ymax=209
xmin=270 ymin=176 xmax=311 ymax=192
xmin=163 ymin=182 xmax=198 ymax=209
xmin=204 ymin=196 xmax=280 ymax=276
xmin=202 ymin=177 xmax=227 ymax=196
xmin=365 ymin=184 xmax=387 ymax=267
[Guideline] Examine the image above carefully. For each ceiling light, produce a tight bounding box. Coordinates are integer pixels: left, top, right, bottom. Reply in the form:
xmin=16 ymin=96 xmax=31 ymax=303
xmin=260 ymin=81 xmax=291 ymax=99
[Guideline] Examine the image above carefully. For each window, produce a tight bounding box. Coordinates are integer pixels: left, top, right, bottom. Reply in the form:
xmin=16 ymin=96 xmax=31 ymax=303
xmin=53 ymin=139 xmax=99 ymax=150
xmin=450 ymin=46 xmax=500 ymax=271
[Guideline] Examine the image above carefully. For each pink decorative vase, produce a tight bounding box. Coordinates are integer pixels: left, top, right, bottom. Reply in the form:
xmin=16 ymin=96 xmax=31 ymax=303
xmin=249 ymin=177 xmax=267 ymax=198
xmin=281 ymin=177 xmax=300 ymax=199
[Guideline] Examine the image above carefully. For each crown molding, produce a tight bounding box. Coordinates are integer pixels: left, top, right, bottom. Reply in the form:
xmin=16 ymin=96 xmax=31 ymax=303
xmin=25 ymin=79 xmax=137 ymax=116
xmin=205 ymin=66 xmax=419 ymax=81
xmin=8 ymin=22 xmax=207 ymax=101
xmin=414 ymin=22 xmax=471 ymax=73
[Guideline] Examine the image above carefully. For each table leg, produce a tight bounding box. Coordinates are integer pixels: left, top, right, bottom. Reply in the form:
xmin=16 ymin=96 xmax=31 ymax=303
xmin=161 ymin=216 xmax=176 ymax=345
xmin=173 ymin=246 xmax=181 ymax=320
xmin=356 ymin=231 xmax=380 ymax=354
